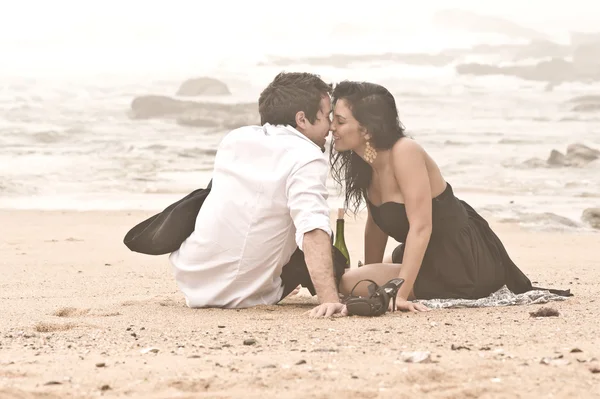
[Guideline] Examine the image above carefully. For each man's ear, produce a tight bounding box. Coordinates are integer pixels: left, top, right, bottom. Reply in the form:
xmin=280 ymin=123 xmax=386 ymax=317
xmin=295 ymin=111 xmax=307 ymax=129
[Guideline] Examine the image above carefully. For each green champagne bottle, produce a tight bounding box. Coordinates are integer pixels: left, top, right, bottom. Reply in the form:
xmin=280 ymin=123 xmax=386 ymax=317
xmin=334 ymin=208 xmax=351 ymax=271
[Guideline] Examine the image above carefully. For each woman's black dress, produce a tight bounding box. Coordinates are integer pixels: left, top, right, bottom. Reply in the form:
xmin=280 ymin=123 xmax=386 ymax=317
xmin=367 ymin=182 xmax=569 ymax=299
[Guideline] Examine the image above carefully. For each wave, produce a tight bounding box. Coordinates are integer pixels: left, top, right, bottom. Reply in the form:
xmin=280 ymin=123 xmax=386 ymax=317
xmin=0 ymin=179 xmax=39 ymax=196
xmin=29 ymin=130 xmax=70 ymax=144
xmin=178 ymin=148 xmax=217 ymax=158
xmin=497 ymin=138 xmax=538 ymax=144
xmin=497 ymin=211 xmax=586 ymax=232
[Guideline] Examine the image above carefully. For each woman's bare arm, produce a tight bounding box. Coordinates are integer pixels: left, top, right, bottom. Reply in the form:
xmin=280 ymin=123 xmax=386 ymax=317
xmin=391 ymin=139 xmax=433 ymax=301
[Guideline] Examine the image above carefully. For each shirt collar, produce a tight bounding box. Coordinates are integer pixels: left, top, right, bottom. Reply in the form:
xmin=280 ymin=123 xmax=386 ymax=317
xmin=262 ymin=123 xmax=320 ymax=150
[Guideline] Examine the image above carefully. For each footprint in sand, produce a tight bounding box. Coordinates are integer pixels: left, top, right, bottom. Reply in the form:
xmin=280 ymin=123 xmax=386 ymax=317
xmin=168 ymin=378 xmax=213 ymax=393
xmin=121 ymin=297 xmax=182 ymax=308
xmin=0 ymin=388 xmax=63 ymax=399
xmin=52 ymin=307 xmax=121 ymax=318
xmin=34 ymin=322 xmax=78 ymax=333
xmin=38 ymin=306 xmax=120 ymax=333
xmin=158 ymin=298 xmax=181 ymax=307
xmin=53 ymin=307 xmax=90 ymax=317
xmin=0 ymin=370 xmax=28 ymax=378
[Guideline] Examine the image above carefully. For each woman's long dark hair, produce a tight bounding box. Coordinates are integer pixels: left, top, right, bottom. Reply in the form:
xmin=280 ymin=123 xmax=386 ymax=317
xmin=330 ymin=81 xmax=406 ymax=214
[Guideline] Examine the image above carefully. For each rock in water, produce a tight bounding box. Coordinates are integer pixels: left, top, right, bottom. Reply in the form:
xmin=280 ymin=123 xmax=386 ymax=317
xmin=582 ymin=208 xmax=600 ymax=229
xmin=177 ymin=77 xmax=230 ymax=96
xmin=131 ymin=95 xmax=191 ymax=118
xmin=129 ymin=95 xmax=259 ymax=129
xmin=566 ymin=143 xmax=600 ymax=162
xmin=547 ymin=150 xmax=566 ymax=166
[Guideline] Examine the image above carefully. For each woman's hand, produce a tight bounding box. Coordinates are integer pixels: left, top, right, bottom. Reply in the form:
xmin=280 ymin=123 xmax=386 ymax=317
xmin=390 ymin=298 xmax=430 ymax=312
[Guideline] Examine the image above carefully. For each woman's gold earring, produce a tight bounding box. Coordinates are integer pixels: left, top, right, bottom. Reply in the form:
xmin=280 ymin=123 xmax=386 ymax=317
xmin=364 ymin=140 xmax=377 ymax=164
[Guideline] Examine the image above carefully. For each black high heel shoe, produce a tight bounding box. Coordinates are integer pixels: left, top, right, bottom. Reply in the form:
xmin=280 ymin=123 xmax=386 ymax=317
xmin=345 ymin=278 xmax=405 ymax=317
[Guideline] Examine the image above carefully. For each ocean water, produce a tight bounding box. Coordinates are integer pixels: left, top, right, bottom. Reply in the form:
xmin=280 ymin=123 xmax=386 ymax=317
xmin=1 ymin=6 xmax=599 ymax=232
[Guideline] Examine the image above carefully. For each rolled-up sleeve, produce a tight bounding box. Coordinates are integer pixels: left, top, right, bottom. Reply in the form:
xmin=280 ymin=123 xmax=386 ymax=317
xmin=286 ymin=156 xmax=332 ymax=250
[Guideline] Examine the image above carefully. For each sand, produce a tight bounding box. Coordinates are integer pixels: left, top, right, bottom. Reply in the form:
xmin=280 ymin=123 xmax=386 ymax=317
xmin=0 ymin=209 xmax=599 ymax=399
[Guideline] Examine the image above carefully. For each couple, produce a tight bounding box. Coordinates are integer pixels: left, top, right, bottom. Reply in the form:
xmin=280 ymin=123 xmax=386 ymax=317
xmin=168 ymin=72 xmax=552 ymax=318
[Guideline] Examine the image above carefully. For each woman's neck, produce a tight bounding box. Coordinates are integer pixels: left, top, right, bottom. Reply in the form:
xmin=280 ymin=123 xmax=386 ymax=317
xmin=359 ymin=149 xmax=389 ymax=174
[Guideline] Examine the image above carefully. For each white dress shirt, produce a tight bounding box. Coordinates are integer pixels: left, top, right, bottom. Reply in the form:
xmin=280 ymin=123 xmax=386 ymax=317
xmin=169 ymin=123 xmax=332 ymax=308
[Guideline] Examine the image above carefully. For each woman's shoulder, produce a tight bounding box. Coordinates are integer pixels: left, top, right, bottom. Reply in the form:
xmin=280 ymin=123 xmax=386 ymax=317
xmin=390 ymin=137 xmax=445 ymax=187
xmin=390 ymin=137 xmax=426 ymax=159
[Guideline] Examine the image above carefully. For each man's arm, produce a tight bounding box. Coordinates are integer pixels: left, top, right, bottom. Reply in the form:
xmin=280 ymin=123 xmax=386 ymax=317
xmin=302 ymin=228 xmax=339 ymax=303
xmin=286 ymin=156 xmax=346 ymax=316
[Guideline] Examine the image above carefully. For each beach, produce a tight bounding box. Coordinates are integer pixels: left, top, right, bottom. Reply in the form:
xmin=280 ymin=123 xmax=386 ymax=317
xmin=1 ymin=5 xmax=600 ymax=397
xmin=1 ymin=209 xmax=598 ymax=398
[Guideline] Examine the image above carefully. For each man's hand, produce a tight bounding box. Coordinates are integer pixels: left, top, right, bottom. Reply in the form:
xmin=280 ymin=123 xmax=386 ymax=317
xmin=308 ymin=302 xmax=348 ymax=318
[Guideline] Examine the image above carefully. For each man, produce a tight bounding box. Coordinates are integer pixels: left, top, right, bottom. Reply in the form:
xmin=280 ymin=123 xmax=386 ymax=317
xmin=169 ymin=72 xmax=347 ymax=318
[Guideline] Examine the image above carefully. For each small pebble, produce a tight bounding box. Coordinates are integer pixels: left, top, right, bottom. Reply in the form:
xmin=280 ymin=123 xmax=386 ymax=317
xmin=400 ymin=351 xmax=432 ymax=363
xmin=95 ymin=362 xmax=105 ymax=368
xmin=243 ymin=339 xmax=256 ymax=346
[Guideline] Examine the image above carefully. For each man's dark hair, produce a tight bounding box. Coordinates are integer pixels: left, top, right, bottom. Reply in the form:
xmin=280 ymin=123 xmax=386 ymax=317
xmin=258 ymin=72 xmax=332 ymax=127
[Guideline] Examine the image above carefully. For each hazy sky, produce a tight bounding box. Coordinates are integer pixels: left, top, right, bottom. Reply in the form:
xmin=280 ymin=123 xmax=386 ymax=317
xmin=1 ymin=0 xmax=597 ymax=48
xmin=0 ymin=0 xmax=597 ymax=75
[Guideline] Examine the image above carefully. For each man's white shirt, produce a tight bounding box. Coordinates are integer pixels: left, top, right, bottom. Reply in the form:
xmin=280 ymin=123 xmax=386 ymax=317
xmin=169 ymin=123 xmax=332 ymax=308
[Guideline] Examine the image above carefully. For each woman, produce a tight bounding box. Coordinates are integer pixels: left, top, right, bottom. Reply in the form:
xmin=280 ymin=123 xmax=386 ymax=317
xmin=330 ymin=81 xmax=569 ymax=313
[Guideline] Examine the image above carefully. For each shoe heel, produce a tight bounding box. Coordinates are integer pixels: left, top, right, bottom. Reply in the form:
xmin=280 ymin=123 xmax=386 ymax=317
xmin=383 ymin=278 xmax=404 ymax=312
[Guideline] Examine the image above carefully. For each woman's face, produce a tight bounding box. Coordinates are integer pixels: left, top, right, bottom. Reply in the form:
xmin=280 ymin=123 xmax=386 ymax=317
xmin=331 ymin=99 xmax=367 ymax=152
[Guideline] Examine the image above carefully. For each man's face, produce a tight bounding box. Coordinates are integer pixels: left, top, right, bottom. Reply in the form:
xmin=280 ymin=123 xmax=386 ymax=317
xmin=300 ymin=96 xmax=332 ymax=151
